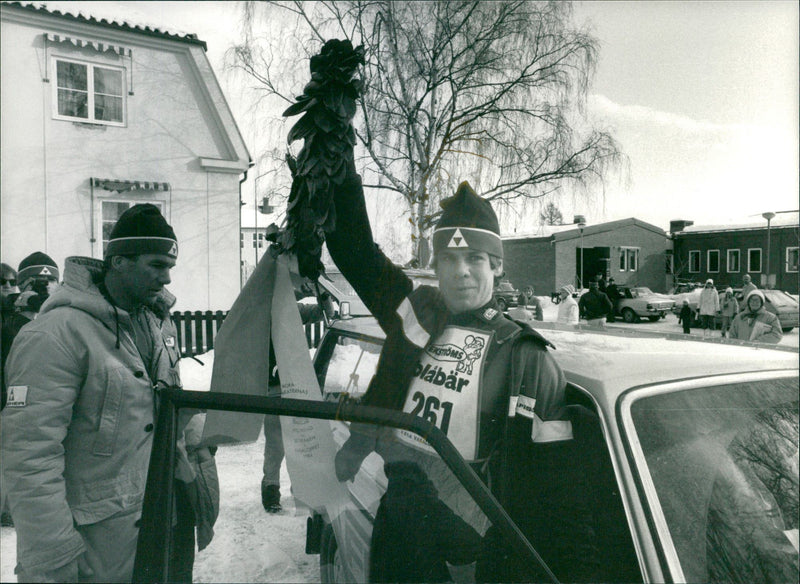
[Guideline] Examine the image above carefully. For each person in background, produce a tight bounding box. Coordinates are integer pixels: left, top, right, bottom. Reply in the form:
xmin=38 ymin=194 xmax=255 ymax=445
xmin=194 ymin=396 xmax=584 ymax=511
xmin=1 ymin=253 xmax=60 ymax=410
xmin=1 ymin=205 xmax=218 ymax=582
xmin=678 ymin=299 xmax=693 ymax=335
xmin=261 ymin=293 xmax=334 ymax=513
xmin=0 ymin=262 xmax=20 ymax=525
xmin=1 ymin=263 xmax=19 ymax=302
xmin=605 ymin=277 xmax=620 ymax=323
xmin=578 ymin=281 xmax=613 ymax=328
xmin=556 ymin=285 xmax=579 ymax=325
xmin=698 ymin=278 xmax=721 ymax=337
xmin=719 ymin=287 xmax=739 ymax=338
xmin=522 ymin=285 xmax=543 ymax=321
xmin=728 ymin=290 xmax=783 ymax=344
xmin=594 ymin=272 xmax=607 ymax=295
xmin=740 ymin=274 xmax=757 ymax=306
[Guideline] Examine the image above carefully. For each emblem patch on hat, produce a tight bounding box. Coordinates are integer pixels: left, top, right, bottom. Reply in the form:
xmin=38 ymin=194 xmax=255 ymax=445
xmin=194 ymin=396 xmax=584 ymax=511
xmin=6 ymin=386 xmax=28 ymax=407
xmin=168 ymin=242 xmax=178 ymax=256
xmin=447 ymin=228 xmax=469 ymax=248
xmin=38 ymin=267 xmax=53 ymax=277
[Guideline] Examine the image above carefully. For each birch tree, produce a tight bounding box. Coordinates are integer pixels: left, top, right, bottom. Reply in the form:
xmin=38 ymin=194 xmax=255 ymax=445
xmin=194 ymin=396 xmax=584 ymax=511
xmin=230 ymin=0 xmax=622 ymax=262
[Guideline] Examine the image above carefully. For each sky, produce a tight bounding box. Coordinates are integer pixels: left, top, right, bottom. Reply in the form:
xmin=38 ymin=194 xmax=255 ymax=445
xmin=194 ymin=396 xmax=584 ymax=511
xmin=34 ymin=0 xmax=799 ymax=232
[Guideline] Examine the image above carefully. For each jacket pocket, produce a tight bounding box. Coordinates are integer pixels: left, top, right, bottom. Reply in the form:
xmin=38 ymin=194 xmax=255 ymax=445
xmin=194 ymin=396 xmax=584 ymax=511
xmin=93 ymin=367 xmax=125 ymax=456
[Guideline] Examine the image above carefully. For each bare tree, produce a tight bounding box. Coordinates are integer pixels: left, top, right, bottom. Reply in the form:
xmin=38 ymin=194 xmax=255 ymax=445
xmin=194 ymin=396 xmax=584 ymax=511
xmin=231 ymin=1 xmax=623 ymax=262
xmin=539 ymin=201 xmax=564 ymax=225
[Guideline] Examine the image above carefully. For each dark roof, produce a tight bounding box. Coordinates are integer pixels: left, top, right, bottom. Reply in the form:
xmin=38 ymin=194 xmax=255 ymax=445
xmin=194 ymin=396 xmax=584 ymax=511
xmin=1 ymin=1 xmax=207 ymax=50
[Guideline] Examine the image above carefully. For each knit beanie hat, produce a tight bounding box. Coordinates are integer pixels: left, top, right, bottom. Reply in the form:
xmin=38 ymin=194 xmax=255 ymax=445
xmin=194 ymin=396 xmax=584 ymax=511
xmin=105 ymin=204 xmax=178 ymax=259
xmin=18 ymin=252 xmax=59 ymax=284
xmin=432 ymin=182 xmax=503 ymax=259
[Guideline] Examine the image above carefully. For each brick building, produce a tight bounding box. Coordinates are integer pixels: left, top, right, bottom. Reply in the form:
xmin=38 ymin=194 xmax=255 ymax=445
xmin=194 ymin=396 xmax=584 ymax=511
xmin=671 ymin=213 xmax=799 ymax=294
xmin=502 ymin=218 xmax=671 ymax=296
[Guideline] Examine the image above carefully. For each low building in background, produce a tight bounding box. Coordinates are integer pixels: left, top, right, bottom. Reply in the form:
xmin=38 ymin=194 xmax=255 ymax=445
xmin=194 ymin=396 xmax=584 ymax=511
xmin=671 ymin=213 xmax=799 ymax=294
xmin=502 ymin=218 xmax=671 ymax=296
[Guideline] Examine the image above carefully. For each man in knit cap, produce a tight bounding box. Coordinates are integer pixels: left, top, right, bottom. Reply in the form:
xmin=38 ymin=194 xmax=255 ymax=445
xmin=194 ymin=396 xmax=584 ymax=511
xmin=2 ymin=204 xmax=217 ymax=582
xmin=326 ymin=164 xmax=595 ymax=581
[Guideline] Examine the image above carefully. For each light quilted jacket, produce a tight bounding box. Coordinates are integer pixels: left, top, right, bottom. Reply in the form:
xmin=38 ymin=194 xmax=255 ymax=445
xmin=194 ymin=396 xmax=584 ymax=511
xmin=0 ymin=257 xmax=182 ymax=574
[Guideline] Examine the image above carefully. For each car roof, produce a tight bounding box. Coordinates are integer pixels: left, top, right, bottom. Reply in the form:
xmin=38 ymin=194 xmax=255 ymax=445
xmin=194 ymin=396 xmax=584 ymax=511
xmin=326 ymin=317 xmax=798 ymax=407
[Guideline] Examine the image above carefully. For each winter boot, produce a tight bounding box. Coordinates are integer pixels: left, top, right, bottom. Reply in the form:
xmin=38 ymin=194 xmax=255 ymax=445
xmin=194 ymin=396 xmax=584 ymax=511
xmin=261 ymin=480 xmax=282 ymax=513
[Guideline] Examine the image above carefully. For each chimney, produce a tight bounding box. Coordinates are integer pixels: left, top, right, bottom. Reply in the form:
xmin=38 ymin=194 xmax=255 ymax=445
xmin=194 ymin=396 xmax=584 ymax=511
xmin=670 ymin=219 xmax=693 ymax=233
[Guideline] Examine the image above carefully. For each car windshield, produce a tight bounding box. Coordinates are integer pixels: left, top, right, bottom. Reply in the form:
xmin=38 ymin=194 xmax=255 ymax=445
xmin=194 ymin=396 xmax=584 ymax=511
xmin=497 ymin=282 xmax=515 ymax=291
xmin=632 ymin=287 xmax=653 ymax=296
xmin=627 ymin=377 xmax=799 ymax=583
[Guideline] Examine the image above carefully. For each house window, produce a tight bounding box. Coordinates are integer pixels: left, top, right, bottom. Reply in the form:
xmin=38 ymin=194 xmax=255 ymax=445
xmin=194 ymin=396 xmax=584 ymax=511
xmin=787 ymin=247 xmax=799 ymax=273
xmin=252 ymin=233 xmax=258 ymax=248
xmin=102 ymin=200 xmax=165 ymax=256
xmin=257 ymin=233 xmax=264 ymax=249
xmin=747 ymin=248 xmax=762 ymax=273
xmin=54 ymin=58 xmax=125 ymax=125
xmin=707 ymin=250 xmax=720 ymax=273
xmin=618 ymin=247 xmax=639 ymax=272
xmin=688 ymin=250 xmax=700 ymax=273
xmin=727 ymin=249 xmax=740 ymax=273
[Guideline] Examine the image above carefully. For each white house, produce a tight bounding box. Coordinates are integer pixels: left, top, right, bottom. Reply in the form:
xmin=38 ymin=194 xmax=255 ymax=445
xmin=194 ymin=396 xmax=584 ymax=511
xmin=0 ymin=2 xmax=251 ymax=310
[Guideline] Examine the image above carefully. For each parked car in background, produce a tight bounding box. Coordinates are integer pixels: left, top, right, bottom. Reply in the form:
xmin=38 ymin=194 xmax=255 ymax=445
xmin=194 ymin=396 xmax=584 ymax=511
xmin=135 ymin=314 xmax=799 ymax=584
xmin=614 ymin=286 xmax=676 ymax=322
xmin=493 ymin=279 xmax=520 ymax=310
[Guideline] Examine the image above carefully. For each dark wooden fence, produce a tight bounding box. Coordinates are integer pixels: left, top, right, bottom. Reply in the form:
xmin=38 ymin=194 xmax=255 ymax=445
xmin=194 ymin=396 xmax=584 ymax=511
xmin=171 ymin=310 xmax=326 ymax=358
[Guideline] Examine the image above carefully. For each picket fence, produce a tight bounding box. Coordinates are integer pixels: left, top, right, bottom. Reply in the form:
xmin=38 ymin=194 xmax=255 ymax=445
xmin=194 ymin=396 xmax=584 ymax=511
xmin=171 ymin=310 xmax=326 ymax=358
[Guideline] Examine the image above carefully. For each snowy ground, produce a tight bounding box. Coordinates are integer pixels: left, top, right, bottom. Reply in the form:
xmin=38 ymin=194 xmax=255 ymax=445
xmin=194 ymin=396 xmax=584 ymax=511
xmin=1 ymin=434 xmax=315 ymax=582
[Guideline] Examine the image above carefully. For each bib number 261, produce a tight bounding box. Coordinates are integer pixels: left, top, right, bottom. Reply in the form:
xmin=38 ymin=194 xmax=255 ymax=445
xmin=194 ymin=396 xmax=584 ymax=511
xmin=409 ymin=392 xmax=453 ymax=435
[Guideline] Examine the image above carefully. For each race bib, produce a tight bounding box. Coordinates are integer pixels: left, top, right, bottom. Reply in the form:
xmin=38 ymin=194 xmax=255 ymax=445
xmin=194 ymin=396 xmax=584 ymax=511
xmin=396 ymin=326 xmax=492 ymax=460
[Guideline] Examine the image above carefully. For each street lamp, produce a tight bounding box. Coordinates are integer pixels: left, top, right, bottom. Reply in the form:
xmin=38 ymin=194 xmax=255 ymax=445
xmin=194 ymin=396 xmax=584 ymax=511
xmin=574 ymin=215 xmax=587 ymax=291
xmin=762 ymin=211 xmax=776 ymax=289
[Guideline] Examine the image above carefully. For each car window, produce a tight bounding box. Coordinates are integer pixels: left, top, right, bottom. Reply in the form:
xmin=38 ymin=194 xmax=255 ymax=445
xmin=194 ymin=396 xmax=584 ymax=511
xmin=315 ymin=333 xmax=382 ymax=400
xmin=627 ymin=377 xmax=799 ymax=583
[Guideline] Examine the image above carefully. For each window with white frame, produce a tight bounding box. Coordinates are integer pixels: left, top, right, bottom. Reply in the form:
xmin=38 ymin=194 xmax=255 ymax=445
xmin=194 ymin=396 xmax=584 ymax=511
xmin=727 ymin=249 xmax=740 ymax=273
xmin=707 ymin=250 xmax=720 ymax=273
xmin=102 ymin=200 xmax=165 ymax=256
xmin=787 ymin=247 xmax=799 ymax=273
xmin=747 ymin=248 xmax=762 ymax=273
xmin=618 ymin=247 xmax=639 ymax=272
xmin=54 ymin=57 xmax=125 ymax=125
xmin=689 ymin=250 xmax=700 ymax=273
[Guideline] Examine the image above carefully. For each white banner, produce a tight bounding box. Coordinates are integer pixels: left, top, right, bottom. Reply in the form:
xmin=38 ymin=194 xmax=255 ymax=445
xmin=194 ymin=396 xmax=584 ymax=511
xmin=202 ymin=251 xmax=349 ymax=511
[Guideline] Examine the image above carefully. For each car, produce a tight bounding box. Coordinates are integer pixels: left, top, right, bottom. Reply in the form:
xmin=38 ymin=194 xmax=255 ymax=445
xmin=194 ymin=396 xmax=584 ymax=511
xmin=493 ymin=280 xmax=520 ymax=311
xmin=613 ymin=286 xmax=676 ymax=322
xmin=134 ymin=315 xmax=798 ymax=584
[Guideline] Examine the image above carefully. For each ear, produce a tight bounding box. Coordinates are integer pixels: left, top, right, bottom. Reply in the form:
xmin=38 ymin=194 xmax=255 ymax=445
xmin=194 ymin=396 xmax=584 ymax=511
xmin=110 ymin=256 xmax=129 ymax=271
xmin=491 ymin=258 xmax=504 ymax=278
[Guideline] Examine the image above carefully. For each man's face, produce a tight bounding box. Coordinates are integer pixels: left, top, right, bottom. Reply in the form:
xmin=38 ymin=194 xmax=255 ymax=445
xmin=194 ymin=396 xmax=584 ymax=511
xmin=435 ymin=249 xmax=502 ymax=314
xmin=116 ymin=254 xmax=176 ymax=306
xmin=743 ymin=275 xmax=751 ymax=285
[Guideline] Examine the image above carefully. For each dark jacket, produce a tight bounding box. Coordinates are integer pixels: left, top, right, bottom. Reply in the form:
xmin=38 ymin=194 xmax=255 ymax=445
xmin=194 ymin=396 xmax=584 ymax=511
xmin=578 ymin=289 xmax=613 ymax=320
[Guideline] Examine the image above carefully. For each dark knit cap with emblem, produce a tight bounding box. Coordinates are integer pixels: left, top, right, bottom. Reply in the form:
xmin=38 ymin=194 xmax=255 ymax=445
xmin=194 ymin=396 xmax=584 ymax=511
xmin=432 ymin=181 xmax=503 ymax=258
xmin=105 ymin=204 xmax=178 ymax=259
xmin=18 ymin=252 xmax=59 ymax=283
